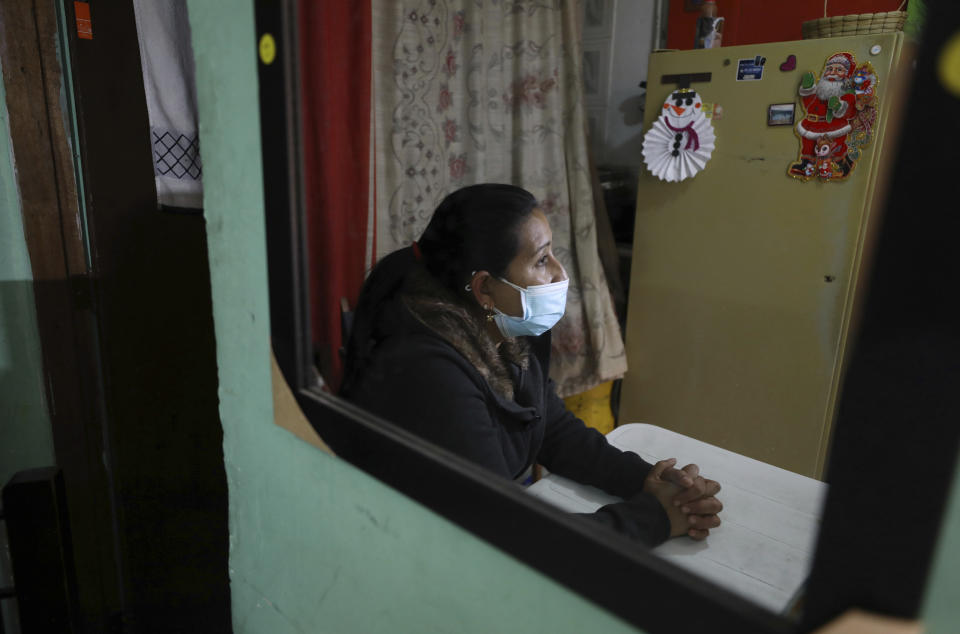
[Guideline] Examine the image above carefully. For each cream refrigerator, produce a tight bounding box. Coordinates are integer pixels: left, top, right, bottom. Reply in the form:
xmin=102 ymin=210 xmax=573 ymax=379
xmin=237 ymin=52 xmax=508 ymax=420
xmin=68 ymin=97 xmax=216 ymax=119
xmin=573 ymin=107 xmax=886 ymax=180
xmin=619 ymin=33 xmax=904 ymax=478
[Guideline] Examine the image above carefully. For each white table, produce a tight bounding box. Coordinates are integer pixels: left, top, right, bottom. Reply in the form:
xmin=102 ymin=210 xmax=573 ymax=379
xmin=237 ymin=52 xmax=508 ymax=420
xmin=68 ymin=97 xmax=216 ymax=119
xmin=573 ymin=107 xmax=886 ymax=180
xmin=525 ymin=423 xmax=828 ymax=614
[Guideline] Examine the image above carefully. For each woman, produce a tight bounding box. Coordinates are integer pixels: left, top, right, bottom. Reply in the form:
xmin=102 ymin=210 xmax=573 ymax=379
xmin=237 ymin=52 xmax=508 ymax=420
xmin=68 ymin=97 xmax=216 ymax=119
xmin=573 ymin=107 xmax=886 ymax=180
xmin=341 ymin=184 xmax=721 ymax=546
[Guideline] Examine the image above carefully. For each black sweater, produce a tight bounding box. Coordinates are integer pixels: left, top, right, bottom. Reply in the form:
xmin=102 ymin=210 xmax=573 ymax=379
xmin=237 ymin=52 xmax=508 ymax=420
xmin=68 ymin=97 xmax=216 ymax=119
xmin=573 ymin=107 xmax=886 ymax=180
xmin=345 ymin=296 xmax=671 ymax=547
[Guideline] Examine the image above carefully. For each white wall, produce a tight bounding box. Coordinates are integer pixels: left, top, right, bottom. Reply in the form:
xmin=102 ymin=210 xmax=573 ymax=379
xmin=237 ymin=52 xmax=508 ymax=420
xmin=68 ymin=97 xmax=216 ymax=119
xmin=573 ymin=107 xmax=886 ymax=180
xmin=602 ymin=0 xmax=656 ymax=169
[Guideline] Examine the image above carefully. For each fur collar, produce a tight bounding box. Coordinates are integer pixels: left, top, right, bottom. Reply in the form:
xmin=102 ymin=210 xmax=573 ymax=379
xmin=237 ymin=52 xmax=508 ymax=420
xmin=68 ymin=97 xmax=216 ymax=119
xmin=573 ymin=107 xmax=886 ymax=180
xmin=401 ymin=265 xmax=529 ymax=400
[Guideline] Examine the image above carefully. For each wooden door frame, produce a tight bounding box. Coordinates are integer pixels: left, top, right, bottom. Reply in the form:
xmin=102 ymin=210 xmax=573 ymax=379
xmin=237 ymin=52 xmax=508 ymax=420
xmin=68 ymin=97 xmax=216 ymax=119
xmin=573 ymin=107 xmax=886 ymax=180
xmin=0 ymin=0 xmax=125 ymax=629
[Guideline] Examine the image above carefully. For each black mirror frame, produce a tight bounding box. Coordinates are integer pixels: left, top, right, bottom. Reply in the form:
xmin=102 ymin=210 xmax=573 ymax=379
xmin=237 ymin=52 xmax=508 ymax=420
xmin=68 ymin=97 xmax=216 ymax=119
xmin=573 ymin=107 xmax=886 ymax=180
xmin=253 ymin=1 xmax=960 ymax=632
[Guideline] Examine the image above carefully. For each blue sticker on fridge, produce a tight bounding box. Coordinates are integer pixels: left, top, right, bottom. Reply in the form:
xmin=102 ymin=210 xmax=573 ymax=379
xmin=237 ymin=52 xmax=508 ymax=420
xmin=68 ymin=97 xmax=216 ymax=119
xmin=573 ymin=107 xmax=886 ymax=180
xmin=736 ymin=55 xmax=766 ymax=81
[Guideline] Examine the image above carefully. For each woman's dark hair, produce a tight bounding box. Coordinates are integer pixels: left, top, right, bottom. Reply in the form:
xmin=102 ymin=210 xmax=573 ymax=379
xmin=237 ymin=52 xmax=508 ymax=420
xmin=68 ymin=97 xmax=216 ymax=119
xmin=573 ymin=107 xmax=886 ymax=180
xmin=340 ymin=183 xmax=538 ymax=395
xmin=418 ymin=183 xmax=538 ymax=291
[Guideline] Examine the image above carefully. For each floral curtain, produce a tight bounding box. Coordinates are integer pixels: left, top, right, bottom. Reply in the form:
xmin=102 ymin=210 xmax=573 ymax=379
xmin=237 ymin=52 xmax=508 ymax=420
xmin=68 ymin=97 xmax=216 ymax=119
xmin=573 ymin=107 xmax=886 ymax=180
xmin=370 ymin=0 xmax=626 ymax=396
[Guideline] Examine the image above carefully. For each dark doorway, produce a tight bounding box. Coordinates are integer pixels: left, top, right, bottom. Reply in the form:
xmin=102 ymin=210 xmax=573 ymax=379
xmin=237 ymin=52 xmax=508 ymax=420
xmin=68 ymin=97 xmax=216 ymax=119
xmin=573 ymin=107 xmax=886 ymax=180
xmin=1 ymin=1 xmax=231 ymax=630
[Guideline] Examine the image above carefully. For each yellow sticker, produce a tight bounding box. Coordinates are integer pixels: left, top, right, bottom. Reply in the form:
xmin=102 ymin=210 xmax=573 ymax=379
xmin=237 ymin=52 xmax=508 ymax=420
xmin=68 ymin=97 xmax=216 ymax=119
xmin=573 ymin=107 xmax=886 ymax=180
xmin=939 ymin=31 xmax=960 ymax=97
xmin=259 ymin=33 xmax=276 ymax=65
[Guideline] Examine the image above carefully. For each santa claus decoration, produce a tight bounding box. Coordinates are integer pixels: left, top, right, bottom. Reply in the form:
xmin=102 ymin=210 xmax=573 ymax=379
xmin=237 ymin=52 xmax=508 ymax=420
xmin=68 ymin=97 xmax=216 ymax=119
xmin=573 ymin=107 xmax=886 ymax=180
xmin=789 ymin=51 xmax=879 ymax=182
xmin=643 ymin=88 xmax=716 ymax=182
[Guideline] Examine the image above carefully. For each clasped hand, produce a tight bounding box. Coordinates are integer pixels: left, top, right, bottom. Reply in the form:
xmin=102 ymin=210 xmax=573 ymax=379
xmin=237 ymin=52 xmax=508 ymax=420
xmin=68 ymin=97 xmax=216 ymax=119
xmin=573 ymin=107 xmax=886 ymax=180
xmin=643 ymin=458 xmax=722 ymax=540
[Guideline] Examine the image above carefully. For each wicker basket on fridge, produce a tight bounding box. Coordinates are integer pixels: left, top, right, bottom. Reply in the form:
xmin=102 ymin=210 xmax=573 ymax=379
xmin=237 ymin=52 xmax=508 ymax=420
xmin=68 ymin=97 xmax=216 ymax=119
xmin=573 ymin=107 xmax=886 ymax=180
xmin=801 ymin=1 xmax=908 ymax=39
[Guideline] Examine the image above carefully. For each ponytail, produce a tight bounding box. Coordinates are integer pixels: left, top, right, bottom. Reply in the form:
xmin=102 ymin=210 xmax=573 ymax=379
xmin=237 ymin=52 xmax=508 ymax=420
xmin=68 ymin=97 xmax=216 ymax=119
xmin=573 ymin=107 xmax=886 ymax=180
xmin=339 ymin=246 xmax=418 ymax=396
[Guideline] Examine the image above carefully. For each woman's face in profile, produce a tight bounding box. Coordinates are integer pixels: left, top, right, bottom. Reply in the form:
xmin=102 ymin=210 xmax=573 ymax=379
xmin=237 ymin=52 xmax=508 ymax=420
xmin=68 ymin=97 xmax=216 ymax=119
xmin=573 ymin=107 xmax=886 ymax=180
xmin=487 ymin=208 xmax=567 ymax=317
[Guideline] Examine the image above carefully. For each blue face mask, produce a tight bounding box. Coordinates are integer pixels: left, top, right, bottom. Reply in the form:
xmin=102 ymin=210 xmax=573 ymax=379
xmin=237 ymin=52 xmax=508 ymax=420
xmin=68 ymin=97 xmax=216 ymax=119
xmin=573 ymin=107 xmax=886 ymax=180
xmin=492 ymin=277 xmax=569 ymax=338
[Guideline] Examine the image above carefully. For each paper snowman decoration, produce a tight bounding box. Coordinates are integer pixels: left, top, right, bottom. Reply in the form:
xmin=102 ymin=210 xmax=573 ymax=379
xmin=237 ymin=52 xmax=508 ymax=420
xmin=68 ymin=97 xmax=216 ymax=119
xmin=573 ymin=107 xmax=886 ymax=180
xmin=642 ymin=88 xmax=716 ymax=182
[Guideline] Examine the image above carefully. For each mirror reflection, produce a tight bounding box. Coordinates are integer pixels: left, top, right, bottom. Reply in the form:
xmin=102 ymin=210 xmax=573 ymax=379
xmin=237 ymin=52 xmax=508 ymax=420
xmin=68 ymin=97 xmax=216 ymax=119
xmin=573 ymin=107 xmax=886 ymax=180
xmin=296 ymin=0 xmax=918 ymax=620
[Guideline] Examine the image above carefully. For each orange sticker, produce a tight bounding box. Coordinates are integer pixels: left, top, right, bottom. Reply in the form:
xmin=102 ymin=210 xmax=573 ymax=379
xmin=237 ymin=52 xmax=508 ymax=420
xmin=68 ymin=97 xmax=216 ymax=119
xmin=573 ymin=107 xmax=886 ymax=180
xmin=75 ymin=1 xmax=92 ymax=40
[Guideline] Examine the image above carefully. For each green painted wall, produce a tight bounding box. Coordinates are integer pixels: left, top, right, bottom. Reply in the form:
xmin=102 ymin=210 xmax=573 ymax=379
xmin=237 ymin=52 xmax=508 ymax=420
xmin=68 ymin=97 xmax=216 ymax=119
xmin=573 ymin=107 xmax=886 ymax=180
xmin=921 ymin=445 xmax=960 ymax=632
xmin=185 ymin=2 xmax=639 ymax=632
xmin=0 ymin=59 xmax=55 ymax=489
